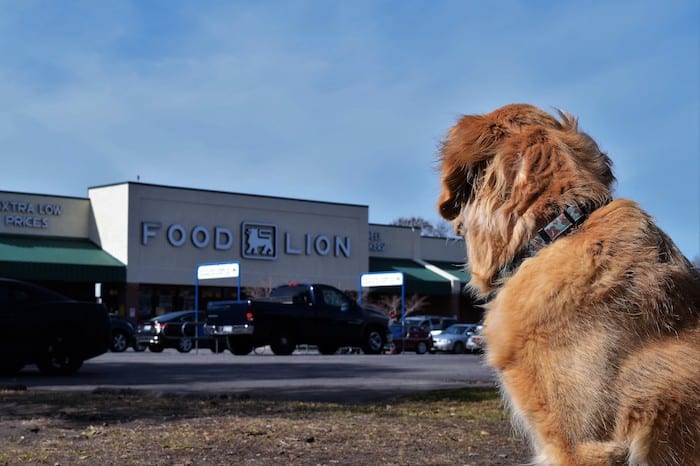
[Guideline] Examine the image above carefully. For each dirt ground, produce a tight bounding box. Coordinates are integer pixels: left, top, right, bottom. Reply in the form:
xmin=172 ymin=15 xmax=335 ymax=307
xmin=0 ymin=386 xmax=531 ymax=465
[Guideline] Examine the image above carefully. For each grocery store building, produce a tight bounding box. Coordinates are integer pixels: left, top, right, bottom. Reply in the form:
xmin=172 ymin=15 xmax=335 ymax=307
xmin=0 ymin=183 xmax=478 ymax=322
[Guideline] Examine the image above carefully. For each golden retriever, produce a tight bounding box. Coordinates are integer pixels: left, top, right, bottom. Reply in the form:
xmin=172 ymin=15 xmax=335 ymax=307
xmin=437 ymin=104 xmax=700 ymax=465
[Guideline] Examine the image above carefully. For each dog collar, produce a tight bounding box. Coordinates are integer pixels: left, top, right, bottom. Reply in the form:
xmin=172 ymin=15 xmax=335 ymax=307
xmin=524 ymin=204 xmax=588 ymax=256
xmin=498 ymin=203 xmax=594 ymax=283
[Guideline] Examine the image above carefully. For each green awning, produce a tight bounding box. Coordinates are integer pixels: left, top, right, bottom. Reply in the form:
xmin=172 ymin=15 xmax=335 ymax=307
xmin=0 ymin=235 xmax=125 ymax=282
xmin=369 ymin=257 xmax=452 ymax=295
xmin=427 ymin=261 xmax=471 ymax=284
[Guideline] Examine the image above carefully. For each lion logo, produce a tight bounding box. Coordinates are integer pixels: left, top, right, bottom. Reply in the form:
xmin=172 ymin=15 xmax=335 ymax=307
xmin=241 ymin=222 xmax=277 ymax=260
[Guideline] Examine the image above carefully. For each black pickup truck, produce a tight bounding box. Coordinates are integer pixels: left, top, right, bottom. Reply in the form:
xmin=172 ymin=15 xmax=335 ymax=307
xmin=204 ymin=283 xmax=391 ymax=355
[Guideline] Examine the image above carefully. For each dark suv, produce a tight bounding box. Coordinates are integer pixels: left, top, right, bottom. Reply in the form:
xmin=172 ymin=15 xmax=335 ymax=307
xmin=0 ymin=278 xmax=110 ymax=375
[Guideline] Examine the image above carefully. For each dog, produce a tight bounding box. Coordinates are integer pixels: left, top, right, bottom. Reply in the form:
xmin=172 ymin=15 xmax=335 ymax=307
xmin=437 ymin=104 xmax=700 ymax=465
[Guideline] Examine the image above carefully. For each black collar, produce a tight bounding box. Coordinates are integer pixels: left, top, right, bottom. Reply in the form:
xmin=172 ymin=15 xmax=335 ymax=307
xmin=497 ymin=203 xmax=596 ymax=282
xmin=524 ymin=204 xmax=589 ymax=256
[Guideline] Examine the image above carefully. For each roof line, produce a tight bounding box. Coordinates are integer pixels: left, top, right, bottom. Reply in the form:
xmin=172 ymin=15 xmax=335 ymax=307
xmin=88 ymin=181 xmax=369 ymax=209
xmin=413 ymin=258 xmax=462 ymax=294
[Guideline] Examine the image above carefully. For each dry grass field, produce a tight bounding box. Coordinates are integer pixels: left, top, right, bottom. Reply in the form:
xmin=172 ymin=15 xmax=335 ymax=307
xmin=0 ymin=386 xmax=530 ymax=465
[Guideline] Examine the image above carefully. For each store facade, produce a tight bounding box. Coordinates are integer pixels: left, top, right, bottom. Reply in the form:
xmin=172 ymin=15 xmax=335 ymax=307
xmin=1 ymin=182 xmax=477 ymax=322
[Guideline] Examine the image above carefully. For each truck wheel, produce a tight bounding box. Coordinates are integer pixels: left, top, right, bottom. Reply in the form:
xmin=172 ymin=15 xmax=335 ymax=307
xmin=416 ymin=341 xmax=428 ymax=354
xmin=177 ymin=337 xmax=193 ymax=353
xmin=228 ymin=338 xmax=253 ymax=355
xmin=148 ymin=343 xmax=164 ymax=353
xmin=362 ymin=328 xmax=385 ymax=355
xmin=317 ymin=344 xmax=339 ymax=355
xmin=110 ymin=330 xmax=129 ymax=352
xmin=36 ymin=331 xmax=83 ymax=375
xmin=270 ymin=333 xmax=296 ymax=355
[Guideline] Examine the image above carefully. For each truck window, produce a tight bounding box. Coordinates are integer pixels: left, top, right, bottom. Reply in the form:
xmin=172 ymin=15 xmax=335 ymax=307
xmin=319 ymin=288 xmax=351 ymax=312
xmin=292 ymin=294 xmax=309 ymax=305
xmin=270 ymin=286 xmax=311 ymax=304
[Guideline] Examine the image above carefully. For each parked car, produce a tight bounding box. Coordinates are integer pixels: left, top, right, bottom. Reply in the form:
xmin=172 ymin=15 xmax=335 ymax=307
xmin=0 ymin=278 xmax=110 ymax=375
xmin=403 ymin=315 xmax=458 ymax=337
xmin=388 ymin=323 xmax=433 ymax=354
xmin=466 ymin=324 xmax=486 ymax=353
xmin=136 ymin=310 xmax=223 ymax=353
xmin=109 ymin=314 xmax=145 ymax=352
xmin=432 ymin=323 xmax=478 ymax=353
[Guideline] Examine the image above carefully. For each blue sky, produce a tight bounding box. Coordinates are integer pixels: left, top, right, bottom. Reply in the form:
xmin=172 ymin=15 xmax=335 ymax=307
xmin=1 ymin=1 xmax=698 ymax=260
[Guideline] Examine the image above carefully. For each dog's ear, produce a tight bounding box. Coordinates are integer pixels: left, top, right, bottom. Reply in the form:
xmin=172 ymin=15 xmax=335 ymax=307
xmin=438 ymin=104 xmax=567 ymax=221
xmin=438 ymin=115 xmax=510 ymax=220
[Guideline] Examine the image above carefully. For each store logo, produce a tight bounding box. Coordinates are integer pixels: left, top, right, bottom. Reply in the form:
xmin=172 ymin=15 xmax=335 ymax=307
xmin=141 ymin=220 xmax=350 ymax=260
xmin=241 ymin=222 xmax=277 ymax=260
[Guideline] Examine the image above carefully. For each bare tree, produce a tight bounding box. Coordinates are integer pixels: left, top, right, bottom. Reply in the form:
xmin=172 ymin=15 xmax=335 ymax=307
xmin=377 ymin=294 xmax=402 ymax=315
xmin=405 ymin=294 xmax=429 ymax=316
xmin=366 ymin=293 xmax=427 ymax=318
xmin=392 ymin=216 xmax=431 ymax=233
xmin=243 ymin=276 xmax=276 ymax=299
xmin=391 ymin=217 xmax=458 ymax=238
xmin=434 ymin=219 xmax=454 ymax=238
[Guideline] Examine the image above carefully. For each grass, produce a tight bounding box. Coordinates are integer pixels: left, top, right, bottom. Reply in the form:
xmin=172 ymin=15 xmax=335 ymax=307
xmin=0 ymin=386 xmax=530 ymax=465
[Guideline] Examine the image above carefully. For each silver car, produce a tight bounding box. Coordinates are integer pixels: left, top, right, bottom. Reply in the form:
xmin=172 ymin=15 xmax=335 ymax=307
xmin=431 ymin=324 xmax=477 ymax=354
xmin=466 ymin=325 xmax=486 ymax=353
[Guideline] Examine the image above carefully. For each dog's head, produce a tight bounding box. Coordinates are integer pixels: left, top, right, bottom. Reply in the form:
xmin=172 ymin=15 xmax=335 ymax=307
xmin=437 ymin=104 xmax=616 ymax=295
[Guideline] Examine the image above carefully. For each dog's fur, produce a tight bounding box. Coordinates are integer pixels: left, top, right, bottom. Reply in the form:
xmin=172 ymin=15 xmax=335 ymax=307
xmin=437 ymin=104 xmax=700 ymax=465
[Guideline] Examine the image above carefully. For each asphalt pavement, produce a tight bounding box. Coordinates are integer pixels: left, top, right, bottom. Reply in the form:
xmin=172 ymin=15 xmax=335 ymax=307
xmin=0 ymin=348 xmax=497 ymax=404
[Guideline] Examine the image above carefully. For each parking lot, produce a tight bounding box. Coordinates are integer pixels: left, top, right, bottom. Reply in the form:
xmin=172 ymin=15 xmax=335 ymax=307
xmin=1 ymin=349 xmax=496 ymax=404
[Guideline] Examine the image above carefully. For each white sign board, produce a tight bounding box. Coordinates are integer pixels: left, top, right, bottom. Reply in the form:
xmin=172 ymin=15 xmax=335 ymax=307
xmin=360 ymin=271 xmax=404 ymax=288
xmin=197 ymin=262 xmax=240 ymax=280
